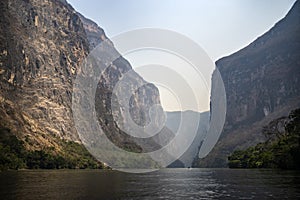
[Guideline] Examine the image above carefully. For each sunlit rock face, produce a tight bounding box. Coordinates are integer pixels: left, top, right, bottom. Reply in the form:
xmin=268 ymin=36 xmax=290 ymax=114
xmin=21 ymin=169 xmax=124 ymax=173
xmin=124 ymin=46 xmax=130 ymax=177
xmin=0 ymin=0 xmax=89 ymax=149
xmin=198 ymin=0 xmax=300 ymax=167
xmin=0 ymin=0 xmax=169 ymax=153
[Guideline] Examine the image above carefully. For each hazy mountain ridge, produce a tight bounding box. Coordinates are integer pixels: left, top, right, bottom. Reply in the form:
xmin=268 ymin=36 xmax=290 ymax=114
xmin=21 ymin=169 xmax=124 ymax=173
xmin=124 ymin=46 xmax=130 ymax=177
xmin=198 ymin=0 xmax=300 ymax=167
xmin=165 ymin=111 xmax=210 ymax=168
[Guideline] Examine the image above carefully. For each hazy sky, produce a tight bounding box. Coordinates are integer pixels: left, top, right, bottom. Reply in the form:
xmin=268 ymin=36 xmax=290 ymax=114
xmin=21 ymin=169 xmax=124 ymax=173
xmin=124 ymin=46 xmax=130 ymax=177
xmin=68 ymin=0 xmax=295 ymax=60
xmin=68 ymin=0 xmax=296 ymax=112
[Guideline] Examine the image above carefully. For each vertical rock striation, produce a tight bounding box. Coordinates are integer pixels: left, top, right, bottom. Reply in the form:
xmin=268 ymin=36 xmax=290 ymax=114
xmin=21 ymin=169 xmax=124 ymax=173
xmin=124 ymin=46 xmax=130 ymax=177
xmin=0 ymin=0 xmax=90 ymax=149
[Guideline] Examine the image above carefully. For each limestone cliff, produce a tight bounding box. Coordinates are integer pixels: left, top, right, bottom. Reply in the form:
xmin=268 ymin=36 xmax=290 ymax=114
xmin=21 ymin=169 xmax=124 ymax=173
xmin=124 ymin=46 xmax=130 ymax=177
xmin=78 ymin=13 xmax=173 ymax=153
xmin=199 ymin=0 xmax=300 ymax=167
xmin=0 ymin=0 xmax=168 ymax=158
xmin=0 ymin=0 xmax=89 ymax=150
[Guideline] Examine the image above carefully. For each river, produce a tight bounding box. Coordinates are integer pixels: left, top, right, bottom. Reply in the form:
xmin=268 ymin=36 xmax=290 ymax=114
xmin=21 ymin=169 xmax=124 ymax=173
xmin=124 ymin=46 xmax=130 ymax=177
xmin=0 ymin=168 xmax=299 ymax=199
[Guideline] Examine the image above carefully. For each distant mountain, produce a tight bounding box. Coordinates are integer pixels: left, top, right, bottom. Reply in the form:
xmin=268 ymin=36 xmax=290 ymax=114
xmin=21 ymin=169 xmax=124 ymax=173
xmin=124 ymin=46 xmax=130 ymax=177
xmin=166 ymin=111 xmax=209 ymax=168
xmin=197 ymin=0 xmax=300 ymax=167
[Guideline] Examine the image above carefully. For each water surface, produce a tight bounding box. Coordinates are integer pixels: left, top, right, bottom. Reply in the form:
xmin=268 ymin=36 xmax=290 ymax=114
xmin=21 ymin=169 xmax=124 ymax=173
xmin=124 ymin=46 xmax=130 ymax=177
xmin=0 ymin=168 xmax=299 ymax=199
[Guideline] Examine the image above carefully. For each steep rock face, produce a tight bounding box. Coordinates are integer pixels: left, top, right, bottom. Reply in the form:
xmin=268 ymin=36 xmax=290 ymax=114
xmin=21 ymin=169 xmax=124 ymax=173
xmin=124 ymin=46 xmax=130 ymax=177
xmin=0 ymin=0 xmax=168 ymax=156
xmin=78 ymin=13 xmax=173 ymax=153
xmin=0 ymin=0 xmax=89 ymax=149
xmin=199 ymin=0 xmax=300 ymax=167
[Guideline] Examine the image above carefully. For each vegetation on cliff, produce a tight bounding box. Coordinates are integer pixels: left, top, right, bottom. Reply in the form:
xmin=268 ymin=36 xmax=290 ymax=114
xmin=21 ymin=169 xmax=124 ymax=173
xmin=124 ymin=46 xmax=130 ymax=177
xmin=228 ymin=109 xmax=300 ymax=169
xmin=0 ymin=129 xmax=105 ymax=171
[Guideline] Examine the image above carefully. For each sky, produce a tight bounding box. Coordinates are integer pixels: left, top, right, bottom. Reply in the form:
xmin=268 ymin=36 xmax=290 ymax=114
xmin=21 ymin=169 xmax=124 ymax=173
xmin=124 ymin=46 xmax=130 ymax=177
xmin=68 ymin=0 xmax=296 ymax=112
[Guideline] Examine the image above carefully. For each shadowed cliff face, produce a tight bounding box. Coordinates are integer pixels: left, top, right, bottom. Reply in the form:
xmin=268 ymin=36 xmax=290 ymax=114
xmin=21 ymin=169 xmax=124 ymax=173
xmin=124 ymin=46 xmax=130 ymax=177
xmin=0 ymin=0 xmax=169 ymax=154
xmin=199 ymin=0 xmax=300 ymax=167
xmin=78 ymin=13 xmax=174 ymax=153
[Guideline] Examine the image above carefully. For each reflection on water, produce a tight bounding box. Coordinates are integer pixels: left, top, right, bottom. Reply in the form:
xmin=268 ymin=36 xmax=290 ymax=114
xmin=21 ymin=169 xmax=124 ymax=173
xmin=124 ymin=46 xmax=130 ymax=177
xmin=0 ymin=168 xmax=300 ymax=199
